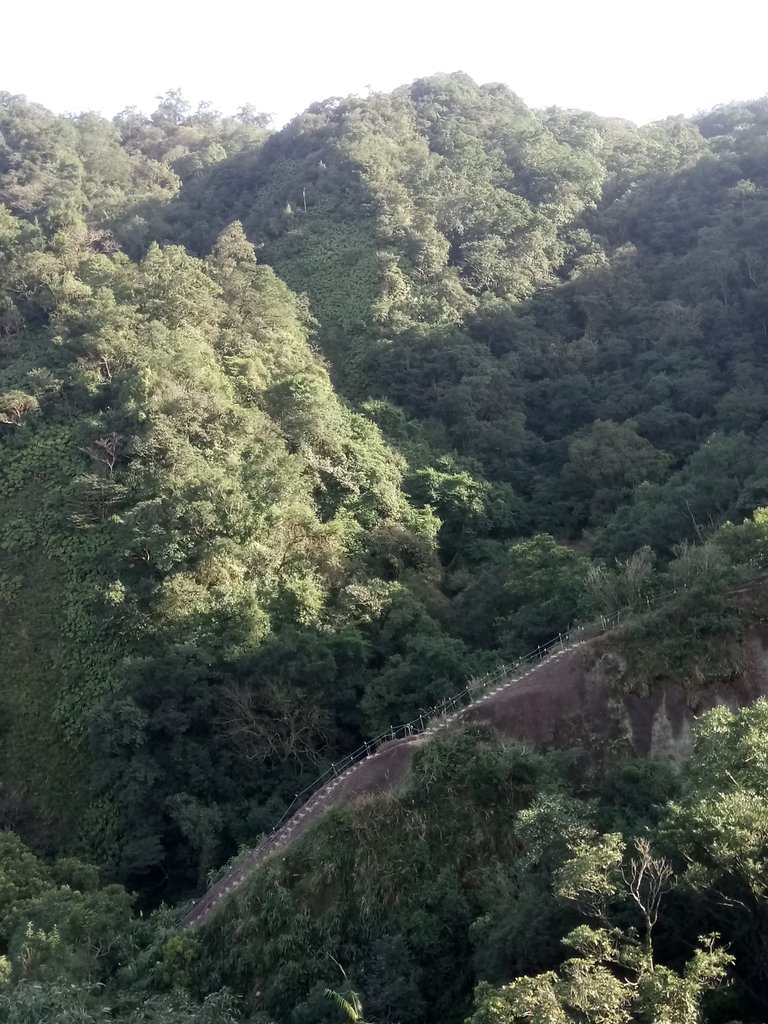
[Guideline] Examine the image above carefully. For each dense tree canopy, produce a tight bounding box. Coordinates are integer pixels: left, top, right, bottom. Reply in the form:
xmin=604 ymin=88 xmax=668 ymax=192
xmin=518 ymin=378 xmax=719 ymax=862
xmin=2 ymin=76 xmax=768 ymax=1022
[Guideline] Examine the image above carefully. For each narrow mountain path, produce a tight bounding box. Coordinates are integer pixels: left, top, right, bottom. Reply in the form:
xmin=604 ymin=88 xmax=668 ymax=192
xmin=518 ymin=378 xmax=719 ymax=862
xmin=178 ymin=635 xmax=589 ymax=929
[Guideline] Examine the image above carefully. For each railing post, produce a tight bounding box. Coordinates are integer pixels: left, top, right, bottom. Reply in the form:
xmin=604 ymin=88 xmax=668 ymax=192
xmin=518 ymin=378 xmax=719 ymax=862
xmin=187 ymin=591 xmax=697 ymax=928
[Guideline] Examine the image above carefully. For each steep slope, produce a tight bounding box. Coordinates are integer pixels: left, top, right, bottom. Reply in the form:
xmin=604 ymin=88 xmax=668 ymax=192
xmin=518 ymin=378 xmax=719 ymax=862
xmin=4 ymin=79 xmax=768 ymax=1024
xmin=5 ymin=78 xmax=768 ymax=901
xmin=149 ymin=75 xmax=703 ymax=375
xmin=148 ymin=81 xmax=768 ymax=567
xmin=174 ymin=582 xmax=768 ymax=1023
xmin=0 ymin=212 xmax=439 ymax=894
xmin=180 ymin=579 xmax=768 ymax=930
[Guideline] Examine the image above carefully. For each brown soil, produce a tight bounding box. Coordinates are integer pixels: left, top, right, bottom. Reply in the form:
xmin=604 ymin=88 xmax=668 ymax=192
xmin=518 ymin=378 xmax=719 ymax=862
xmin=178 ymin=733 xmax=429 ymax=928
xmin=179 ymin=627 xmax=768 ymax=930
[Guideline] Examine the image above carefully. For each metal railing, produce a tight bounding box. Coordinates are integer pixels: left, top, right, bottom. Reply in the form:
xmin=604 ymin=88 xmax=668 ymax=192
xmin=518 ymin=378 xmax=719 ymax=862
xmin=176 ymin=566 xmax=768 ymax=927
xmin=259 ymin=608 xmax=627 ymax=840
xmin=178 ymin=604 xmax=638 ymax=927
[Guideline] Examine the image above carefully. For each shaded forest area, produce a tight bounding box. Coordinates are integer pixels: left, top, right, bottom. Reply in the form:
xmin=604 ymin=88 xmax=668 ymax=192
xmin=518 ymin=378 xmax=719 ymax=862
xmin=3 ymin=75 xmax=768 ymax=1021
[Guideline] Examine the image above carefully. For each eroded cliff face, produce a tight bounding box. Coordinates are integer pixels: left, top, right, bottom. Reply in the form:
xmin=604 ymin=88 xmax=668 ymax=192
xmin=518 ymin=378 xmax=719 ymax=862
xmin=184 ymin=624 xmax=768 ymax=926
xmin=461 ymin=625 xmax=768 ymax=770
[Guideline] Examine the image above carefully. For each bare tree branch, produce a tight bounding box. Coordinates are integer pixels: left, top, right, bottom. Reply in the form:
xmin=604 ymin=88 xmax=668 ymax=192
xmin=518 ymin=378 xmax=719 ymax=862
xmin=81 ymin=432 xmax=125 ymax=476
xmin=621 ymin=838 xmax=676 ymax=957
xmin=218 ymin=680 xmax=330 ymax=767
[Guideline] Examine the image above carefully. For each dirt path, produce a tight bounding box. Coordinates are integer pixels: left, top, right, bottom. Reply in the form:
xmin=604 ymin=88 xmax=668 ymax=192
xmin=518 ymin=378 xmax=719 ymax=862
xmin=178 ymin=637 xmax=587 ymax=930
xmin=178 ymin=576 xmax=768 ymax=930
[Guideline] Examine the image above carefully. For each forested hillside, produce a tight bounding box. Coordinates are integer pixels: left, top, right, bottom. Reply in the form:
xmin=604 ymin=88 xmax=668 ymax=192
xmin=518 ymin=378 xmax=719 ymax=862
xmin=3 ymin=76 xmax=768 ymax=1021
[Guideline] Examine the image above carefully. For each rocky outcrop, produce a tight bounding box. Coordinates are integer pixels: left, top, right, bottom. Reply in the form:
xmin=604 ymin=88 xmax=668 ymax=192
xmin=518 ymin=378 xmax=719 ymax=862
xmin=179 ymin=625 xmax=768 ymax=929
xmin=465 ymin=625 xmax=768 ymax=765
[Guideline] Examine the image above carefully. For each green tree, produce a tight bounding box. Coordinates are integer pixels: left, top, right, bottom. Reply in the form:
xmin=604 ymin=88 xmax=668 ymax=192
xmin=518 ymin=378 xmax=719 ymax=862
xmin=0 ymin=834 xmax=51 ymax=944
xmin=468 ymin=832 xmax=731 ymax=1024
xmin=562 ymin=421 xmax=670 ymax=526
xmin=497 ymin=536 xmax=593 ymax=653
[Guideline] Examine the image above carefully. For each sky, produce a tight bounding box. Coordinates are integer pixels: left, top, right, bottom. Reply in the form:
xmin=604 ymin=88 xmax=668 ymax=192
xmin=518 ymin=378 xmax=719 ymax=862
xmin=5 ymin=0 xmax=768 ymax=127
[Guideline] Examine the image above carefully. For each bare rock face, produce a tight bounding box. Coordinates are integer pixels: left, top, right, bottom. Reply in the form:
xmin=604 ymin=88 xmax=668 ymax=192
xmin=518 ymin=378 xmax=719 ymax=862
xmin=462 ymin=627 xmax=768 ymax=770
xmin=181 ymin=626 xmax=768 ymax=928
xmin=459 ymin=647 xmax=627 ymax=771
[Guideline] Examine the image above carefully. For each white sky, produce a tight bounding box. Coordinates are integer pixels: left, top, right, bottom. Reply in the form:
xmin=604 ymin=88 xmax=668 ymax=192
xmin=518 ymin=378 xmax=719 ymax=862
xmin=4 ymin=0 xmax=768 ymax=126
